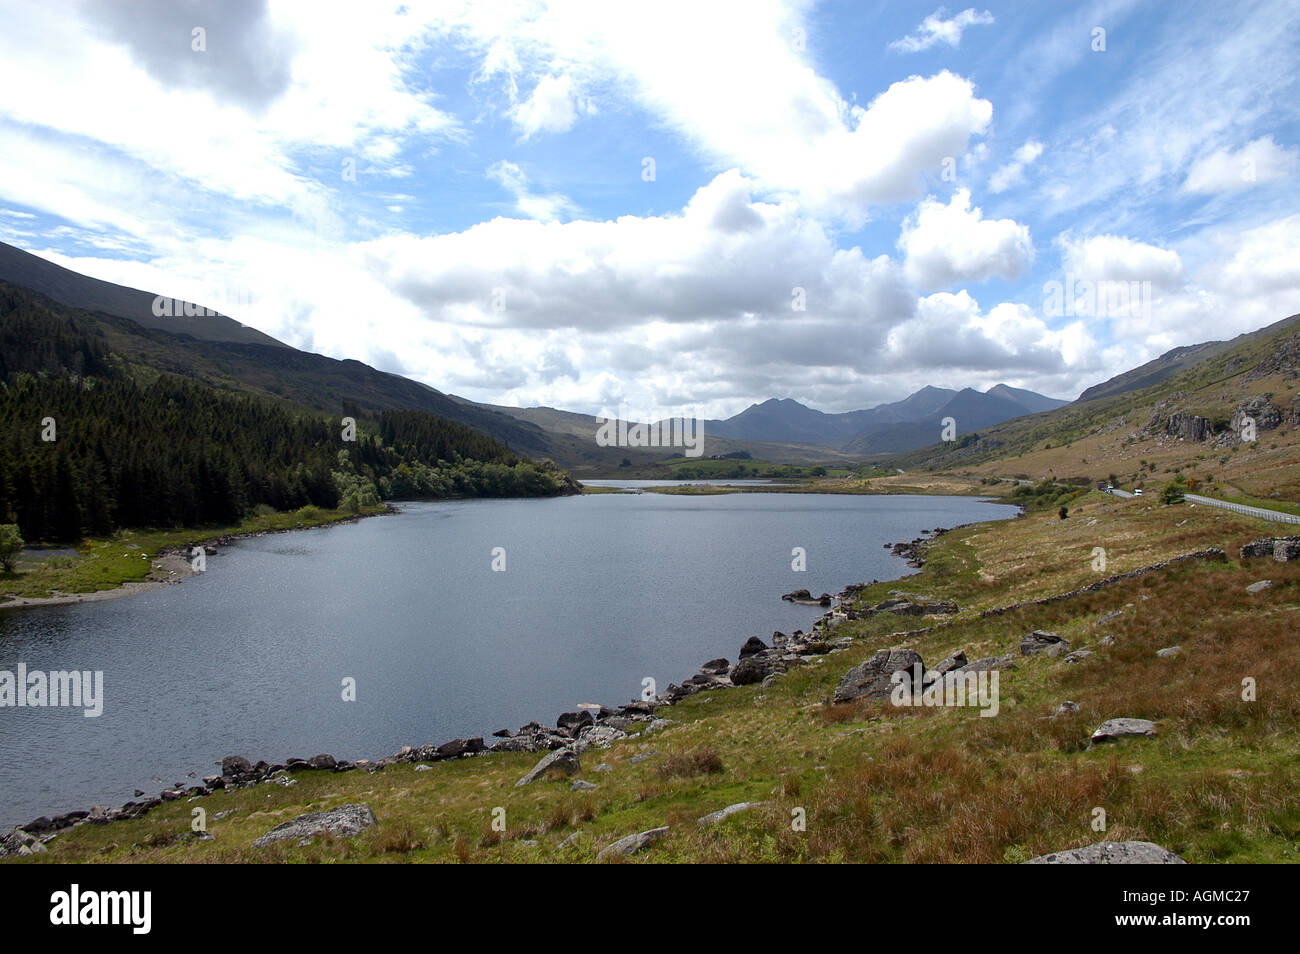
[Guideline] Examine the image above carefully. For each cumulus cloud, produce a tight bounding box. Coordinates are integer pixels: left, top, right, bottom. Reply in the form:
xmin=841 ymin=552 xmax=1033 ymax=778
xmin=890 ymin=8 xmax=994 ymax=53
xmin=898 ymin=188 xmax=1033 ymax=290
xmin=1056 ymin=233 xmax=1184 ymax=288
xmin=1182 ymin=136 xmax=1298 ymax=193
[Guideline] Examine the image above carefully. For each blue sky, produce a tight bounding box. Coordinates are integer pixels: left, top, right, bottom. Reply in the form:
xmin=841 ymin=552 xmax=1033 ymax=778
xmin=0 ymin=0 xmax=1297 ymax=418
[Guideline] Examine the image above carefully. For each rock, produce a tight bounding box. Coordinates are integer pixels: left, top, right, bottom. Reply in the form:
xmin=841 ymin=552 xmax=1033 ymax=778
xmin=251 ymin=804 xmax=378 ymax=848
xmin=1024 ymin=841 xmax=1186 ymax=864
xmin=1246 ymin=580 xmax=1273 ymax=594
xmin=593 ymin=763 xmax=612 ymax=773
xmin=1097 ymin=609 xmax=1124 ymax=626
xmin=308 ymin=754 xmax=337 ymax=770
xmin=833 ymin=649 xmax=924 ymax=704
xmin=1156 ymin=645 xmax=1181 ymax=658
xmin=1233 ymin=395 xmax=1283 ymax=433
xmin=930 ymin=650 xmax=967 ymax=678
xmin=730 ymin=655 xmax=779 ymax=685
xmin=515 ymin=748 xmax=581 ymax=787
xmin=492 ymin=728 xmax=514 ymax=738
xmin=628 ymin=751 xmax=658 ymax=764
xmin=739 ymin=636 xmax=769 ymax=658
xmin=220 ymin=755 xmax=253 ymax=777
xmin=1064 ymin=649 xmax=1093 ymax=664
xmin=1097 ymin=634 xmax=1118 ymax=647
xmin=1021 ymin=630 xmax=1069 ymax=656
xmin=1055 ymin=701 xmax=1080 ymax=716
xmin=780 ymin=589 xmax=812 ymax=602
xmin=576 ymin=725 xmax=627 ymax=750
xmin=437 ymin=737 xmax=485 ymax=759
xmin=570 ymin=779 xmax=598 ymax=791
xmin=1275 ymin=539 xmax=1300 ymax=562
xmin=1241 ymin=538 xmax=1278 ymax=559
xmin=1091 ymin=718 xmax=1158 ymax=744
xmin=1165 ymin=413 xmax=1212 ymax=442
xmin=959 ymin=653 xmax=1018 ymax=673
xmin=696 ymin=802 xmax=765 ymax=826
xmin=0 ymin=827 xmax=47 ymax=856
xmin=557 ymin=711 xmax=595 ymax=734
xmin=596 ymin=826 xmax=669 ymax=861
xmin=414 ymin=764 xmax=432 ymax=772
xmin=699 ymin=657 xmax=730 ymax=675
xmin=646 ymin=718 xmax=673 ymax=733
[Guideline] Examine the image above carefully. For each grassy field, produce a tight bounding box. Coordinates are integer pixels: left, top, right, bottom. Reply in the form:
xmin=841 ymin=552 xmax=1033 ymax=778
xmin=12 ymin=490 xmax=1297 ymax=864
xmin=0 ymin=505 xmax=389 ymax=604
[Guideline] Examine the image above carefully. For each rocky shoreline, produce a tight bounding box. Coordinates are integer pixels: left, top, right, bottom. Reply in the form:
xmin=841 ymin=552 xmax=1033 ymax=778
xmin=0 ymin=519 xmax=983 ymax=856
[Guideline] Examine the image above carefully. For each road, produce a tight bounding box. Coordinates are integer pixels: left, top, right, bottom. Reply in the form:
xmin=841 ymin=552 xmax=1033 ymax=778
xmin=1103 ymin=487 xmax=1300 ymax=525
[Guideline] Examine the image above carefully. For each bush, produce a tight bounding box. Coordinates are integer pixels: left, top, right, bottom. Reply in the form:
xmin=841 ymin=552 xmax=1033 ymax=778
xmin=0 ymin=523 xmax=24 ymax=572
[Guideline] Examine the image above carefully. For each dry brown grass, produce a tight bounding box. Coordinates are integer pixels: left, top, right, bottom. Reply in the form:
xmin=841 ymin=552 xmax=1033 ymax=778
xmin=658 ymin=747 xmax=725 ymax=778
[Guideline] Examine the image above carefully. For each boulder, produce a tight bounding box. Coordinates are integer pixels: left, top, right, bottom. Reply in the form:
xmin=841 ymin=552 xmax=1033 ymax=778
xmin=575 ymin=725 xmax=627 ymax=751
xmin=1020 ymin=630 xmax=1070 ymax=657
xmin=570 ymin=779 xmax=598 ymax=791
xmin=929 ymin=650 xmax=967 ymax=678
xmin=307 ymin=754 xmax=337 ymax=770
xmin=1155 ymin=646 xmax=1181 ymax=658
xmin=833 ymin=649 xmax=924 ymax=704
xmin=1274 ymin=539 xmax=1300 ymax=562
xmin=959 ymin=653 xmax=1018 ymax=673
xmin=437 ymin=737 xmax=485 ymax=759
xmin=1090 ymin=718 xmax=1158 ymax=744
xmin=0 ymin=827 xmax=47 ymax=856
xmin=1024 ymin=841 xmax=1186 ymax=864
xmin=1055 ymin=701 xmax=1080 ymax=716
xmin=781 ymin=589 xmax=812 ymax=602
xmin=515 ymin=748 xmax=581 ymax=787
xmin=252 ymin=804 xmax=378 ymax=848
xmin=696 ymin=802 xmax=765 ymax=826
xmin=730 ymin=655 xmax=779 ymax=686
xmin=596 ymin=826 xmax=669 ymax=861
xmin=1064 ymin=649 xmax=1093 ymax=664
xmin=738 ymin=636 xmax=769 ymax=658
xmin=699 ymin=658 xmax=730 ymax=675
xmin=220 ymin=755 xmax=253 ymax=777
xmin=1245 ymin=580 xmax=1273 ymax=594
xmin=557 ymin=711 xmax=595 ymax=734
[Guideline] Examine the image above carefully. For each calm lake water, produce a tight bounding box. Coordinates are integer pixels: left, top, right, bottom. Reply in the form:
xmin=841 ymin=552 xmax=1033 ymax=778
xmin=0 ymin=492 xmax=1013 ymax=828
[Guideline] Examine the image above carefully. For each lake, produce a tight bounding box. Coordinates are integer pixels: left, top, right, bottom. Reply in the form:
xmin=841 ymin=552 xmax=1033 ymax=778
xmin=0 ymin=492 xmax=1014 ymax=828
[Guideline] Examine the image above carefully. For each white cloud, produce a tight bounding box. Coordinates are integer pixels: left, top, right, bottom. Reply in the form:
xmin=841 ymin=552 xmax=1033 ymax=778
xmin=898 ymin=188 xmax=1033 ymax=290
xmin=1182 ymin=136 xmax=1298 ymax=193
xmin=486 ymin=161 xmax=580 ymax=222
xmin=437 ymin=3 xmax=993 ymax=219
xmin=890 ymin=8 xmax=995 ymax=54
xmin=509 ymin=73 xmax=592 ymax=139
xmin=988 ymin=139 xmax=1044 ymax=193
xmin=1056 ymin=233 xmax=1184 ymax=288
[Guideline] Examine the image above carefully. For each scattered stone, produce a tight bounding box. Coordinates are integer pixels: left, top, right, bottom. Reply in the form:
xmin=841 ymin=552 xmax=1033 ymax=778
xmin=696 ymin=802 xmax=765 ymax=826
xmin=251 ymin=804 xmax=378 ymax=848
xmin=628 ymin=751 xmax=659 ymax=765
xmin=596 ymin=826 xmax=669 ymax=861
xmin=1155 ymin=646 xmax=1181 ymax=658
xmin=593 ymin=763 xmax=612 ymax=773
xmin=1021 ymin=630 xmax=1070 ymax=657
xmin=1246 ymin=580 xmax=1273 ymax=594
xmin=414 ymin=764 xmax=432 ymax=772
xmin=1097 ymin=634 xmax=1118 ymax=647
xmin=833 ymin=649 xmax=924 ymax=703
xmin=515 ymin=748 xmax=581 ymax=787
xmin=1055 ymin=701 xmax=1080 ymax=716
xmin=1064 ymin=649 xmax=1093 ymax=664
xmin=570 ymin=779 xmax=598 ymax=791
xmin=1090 ymin=718 xmax=1158 ymax=744
xmin=1024 ymin=841 xmax=1186 ymax=864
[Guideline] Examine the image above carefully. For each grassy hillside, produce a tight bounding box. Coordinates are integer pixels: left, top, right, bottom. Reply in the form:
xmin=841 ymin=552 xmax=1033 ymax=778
xmin=14 ymin=490 xmax=1297 ymax=863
